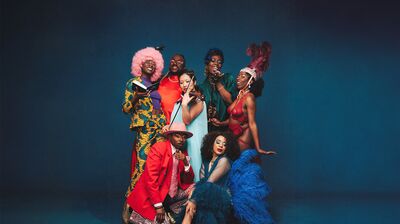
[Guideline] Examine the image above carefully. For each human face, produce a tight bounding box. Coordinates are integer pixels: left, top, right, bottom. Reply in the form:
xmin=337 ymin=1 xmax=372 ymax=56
xmin=212 ymin=135 xmax=227 ymax=157
xmin=141 ymin=59 xmax=156 ymax=76
xmin=206 ymin=55 xmax=223 ymax=75
xmin=169 ymin=133 xmax=187 ymax=150
xmin=236 ymin=71 xmax=252 ymax=90
xmin=179 ymin=73 xmax=195 ymax=93
xmin=169 ymin=55 xmax=185 ymax=74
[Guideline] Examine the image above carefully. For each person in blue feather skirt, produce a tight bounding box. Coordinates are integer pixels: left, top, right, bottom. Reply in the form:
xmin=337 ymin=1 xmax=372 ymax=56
xmin=178 ymin=131 xmax=239 ymax=224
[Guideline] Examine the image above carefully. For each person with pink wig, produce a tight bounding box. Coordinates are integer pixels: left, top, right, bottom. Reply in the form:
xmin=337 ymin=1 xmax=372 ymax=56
xmin=122 ymin=47 xmax=167 ymax=223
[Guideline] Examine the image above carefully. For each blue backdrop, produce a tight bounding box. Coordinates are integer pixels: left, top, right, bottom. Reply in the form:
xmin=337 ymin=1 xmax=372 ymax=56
xmin=1 ymin=0 xmax=399 ymax=198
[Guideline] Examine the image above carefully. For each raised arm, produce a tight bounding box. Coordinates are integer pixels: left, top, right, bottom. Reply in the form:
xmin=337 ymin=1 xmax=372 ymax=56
xmin=181 ymin=93 xmax=204 ymax=125
xmin=215 ymin=82 xmax=233 ymax=104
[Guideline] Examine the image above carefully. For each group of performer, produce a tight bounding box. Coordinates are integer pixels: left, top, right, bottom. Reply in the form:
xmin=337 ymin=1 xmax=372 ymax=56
xmin=122 ymin=43 xmax=275 ymax=224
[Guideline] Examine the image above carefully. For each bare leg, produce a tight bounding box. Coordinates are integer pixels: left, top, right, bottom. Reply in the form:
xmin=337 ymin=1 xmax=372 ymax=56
xmin=122 ymin=201 xmax=130 ymax=224
xmin=182 ymin=209 xmax=195 ymax=224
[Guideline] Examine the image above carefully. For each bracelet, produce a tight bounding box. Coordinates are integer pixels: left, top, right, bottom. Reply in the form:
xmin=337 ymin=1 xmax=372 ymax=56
xmin=217 ymin=85 xmax=224 ymax=91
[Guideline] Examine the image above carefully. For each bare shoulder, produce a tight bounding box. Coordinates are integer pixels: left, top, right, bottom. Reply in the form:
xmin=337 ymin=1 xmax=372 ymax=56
xmin=217 ymin=157 xmax=230 ymax=165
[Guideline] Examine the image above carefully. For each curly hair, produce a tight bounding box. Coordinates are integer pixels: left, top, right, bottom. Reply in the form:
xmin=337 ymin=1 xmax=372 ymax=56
xmin=201 ymin=131 xmax=240 ymax=162
xmin=204 ymin=48 xmax=224 ymax=65
xmin=130 ymin=47 xmax=164 ymax=82
xmin=240 ymin=72 xmax=264 ymax=98
xmin=250 ymin=78 xmax=264 ymax=98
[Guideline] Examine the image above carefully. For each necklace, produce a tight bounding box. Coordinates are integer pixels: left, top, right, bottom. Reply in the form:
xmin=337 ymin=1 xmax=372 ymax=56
xmin=230 ymin=89 xmax=250 ymax=111
xmin=237 ymin=88 xmax=250 ymax=100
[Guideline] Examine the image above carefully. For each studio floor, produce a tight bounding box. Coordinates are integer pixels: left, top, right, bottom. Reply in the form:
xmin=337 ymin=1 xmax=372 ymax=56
xmin=1 ymin=193 xmax=399 ymax=223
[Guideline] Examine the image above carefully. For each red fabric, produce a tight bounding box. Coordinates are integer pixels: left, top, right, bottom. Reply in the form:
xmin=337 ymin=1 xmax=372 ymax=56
xmin=228 ymin=93 xmax=250 ymax=136
xmin=126 ymin=140 xmax=194 ymax=220
xmin=168 ymin=155 xmax=179 ymax=198
xmin=227 ymin=93 xmax=249 ymax=124
xmin=158 ymin=75 xmax=181 ymax=124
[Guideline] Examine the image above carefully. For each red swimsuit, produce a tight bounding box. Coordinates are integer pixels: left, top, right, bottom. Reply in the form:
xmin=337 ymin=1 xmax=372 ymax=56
xmin=227 ymin=93 xmax=249 ymax=137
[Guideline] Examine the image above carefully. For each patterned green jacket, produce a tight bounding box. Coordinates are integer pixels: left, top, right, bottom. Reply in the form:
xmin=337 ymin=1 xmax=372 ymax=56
xmin=122 ymin=77 xmax=154 ymax=130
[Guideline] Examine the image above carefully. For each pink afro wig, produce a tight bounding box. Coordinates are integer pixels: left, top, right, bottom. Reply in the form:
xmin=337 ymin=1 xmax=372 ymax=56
xmin=131 ymin=47 xmax=164 ymax=82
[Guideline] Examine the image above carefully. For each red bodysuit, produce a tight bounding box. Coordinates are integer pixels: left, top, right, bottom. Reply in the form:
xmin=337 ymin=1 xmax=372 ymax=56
xmin=227 ymin=93 xmax=249 ymax=137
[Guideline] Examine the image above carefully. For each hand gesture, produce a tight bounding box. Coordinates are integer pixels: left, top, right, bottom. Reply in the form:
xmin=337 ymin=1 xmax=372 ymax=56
xmin=174 ymin=150 xmax=189 ymax=165
xmin=161 ymin=125 xmax=170 ymax=134
xmin=185 ymin=200 xmax=196 ymax=217
xmin=155 ymin=207 xmax=165 ymax=223
xmin=211 ymin=65 xmax=221 ymax=76
xmin=181 ymin=91 xmax=194 ymax=106
xmin=210 ymin=118 xmax=223 ymax=127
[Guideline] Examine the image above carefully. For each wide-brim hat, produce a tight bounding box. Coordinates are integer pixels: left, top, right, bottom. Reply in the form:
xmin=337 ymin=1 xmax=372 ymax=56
xmin=163 ymin=122 xmax=193 ymax=138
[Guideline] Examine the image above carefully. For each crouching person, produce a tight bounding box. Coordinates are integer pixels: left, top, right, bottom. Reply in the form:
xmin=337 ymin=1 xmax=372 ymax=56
xmin=126 ymin=122 xmax=195 ymax=224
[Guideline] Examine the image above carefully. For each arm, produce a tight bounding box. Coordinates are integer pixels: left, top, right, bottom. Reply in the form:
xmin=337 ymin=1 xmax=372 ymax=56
xmin=122 ymin=79 xmax=149 ymax=114
xmin=199 ymin=163 xmax=205 ymax=179
xmin=181 ymin=93 xmax=204 ymax=125
xmin=207 ymin=157 xmax=231 ymax=183
xmin=215 ymin=74 xmax=237 ymax=105
xmin=246 ymin=95 xmax=273 ymax=155
xmin=122 ymin=81 xmax=137 ymax=114
xmin=210 ymin=118 xmax=229 ymax=127
xmin=215 ymin=82 xmax=233 ymax=104
xmin=175 ymin=150 xmax=195 ymax=185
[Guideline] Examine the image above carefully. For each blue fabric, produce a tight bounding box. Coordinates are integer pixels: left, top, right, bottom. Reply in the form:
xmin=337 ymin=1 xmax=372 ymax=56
xmin=176 ymin=156 xmax=232 ymax=224
xmin=228 ymin=149 xmax=274 ymax=224
xmin=202 ymin=156 xmax=230 ymax=187
xmin=190 ymin=181 xmax=231 ymax=224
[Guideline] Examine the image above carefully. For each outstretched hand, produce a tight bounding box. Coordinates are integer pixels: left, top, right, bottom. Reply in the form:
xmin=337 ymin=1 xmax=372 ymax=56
xmin=210 ymin=118 xmax=225 ymax=127
xmin=257 ymin=148 xmax=277 ymax=155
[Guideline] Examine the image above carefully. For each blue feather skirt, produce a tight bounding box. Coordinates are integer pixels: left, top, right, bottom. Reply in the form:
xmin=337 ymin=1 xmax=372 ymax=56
xmin=177 ymin=180 xmax=231 ymax=224
xmin=228 ymin=149 xmax=274 ymax=224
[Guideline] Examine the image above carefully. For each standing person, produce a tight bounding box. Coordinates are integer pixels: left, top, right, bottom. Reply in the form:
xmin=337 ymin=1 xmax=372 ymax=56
xmin=126 ymin=122 xmax=195 ymax=224
xmin=121 ymin=47 xmax=166 ymax=222
xmin=179 ymin=131 xmax=240 ymax=224
xmin=198 ymin=48 xmax=237 ymax=132
xmin=170 ymin=70 xmax=208 ymax=182
xmin=158 ymin=54 xmax=186 ymax=124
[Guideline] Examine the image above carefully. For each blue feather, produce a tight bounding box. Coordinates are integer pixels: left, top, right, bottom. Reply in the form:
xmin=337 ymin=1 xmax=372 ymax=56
xmin=228 ymin=149 xmax=274 ymax=224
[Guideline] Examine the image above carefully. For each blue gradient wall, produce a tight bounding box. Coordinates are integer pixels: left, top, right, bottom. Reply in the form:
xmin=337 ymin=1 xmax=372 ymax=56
xmin=1 ymin=0 xmax=399 ymax=196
